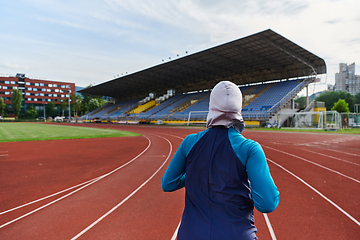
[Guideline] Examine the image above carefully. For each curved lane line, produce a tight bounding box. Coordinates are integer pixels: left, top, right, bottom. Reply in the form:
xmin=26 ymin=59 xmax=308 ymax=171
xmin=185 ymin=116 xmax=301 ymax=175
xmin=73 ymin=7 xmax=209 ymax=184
xmin=263 ymin=213 xmax=277 ymax=240
xmin=297 ymin=148 xmax=360 ymax=166
xmin=0 ymin=136 xmax=151 ymax=227
xmin=171 ymin=221 xmax=181 ymax=240
xmin=156 ymin=133 xmax=185 ymax=240
xmin=71 ymin=135 xmax=173 ymax=240
xmin=323 ymin=148 xmax=360 ymax=157
xmin=0 ymin=177 xmax=101 ymax=215
xmin=264 ymin=146 xmax=360 ymax=184
xmin=267 ymin=158 xmax=360 ymax=227
xmin=0 ymin=177 xmax=106 ymax=229
xmin=161 ymin=133 xmax=186 ymax=140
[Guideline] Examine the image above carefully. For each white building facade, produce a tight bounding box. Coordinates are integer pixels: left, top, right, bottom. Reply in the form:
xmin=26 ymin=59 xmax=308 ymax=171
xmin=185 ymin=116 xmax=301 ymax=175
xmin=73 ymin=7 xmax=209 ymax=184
xmin=335 ymin=63 xmax=360 ymax=95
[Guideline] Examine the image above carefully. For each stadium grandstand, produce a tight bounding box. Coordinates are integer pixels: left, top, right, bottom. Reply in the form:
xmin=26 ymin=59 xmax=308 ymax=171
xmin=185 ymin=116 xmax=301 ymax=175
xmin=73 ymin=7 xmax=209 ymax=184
xmin=79 ymin=29 xmax=326 ymax=127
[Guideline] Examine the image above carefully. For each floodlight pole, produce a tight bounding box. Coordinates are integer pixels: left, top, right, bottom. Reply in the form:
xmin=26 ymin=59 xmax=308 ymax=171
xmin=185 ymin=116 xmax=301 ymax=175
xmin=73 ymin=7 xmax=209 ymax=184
xmin=68 ymin=95 xmax=71 ymax=121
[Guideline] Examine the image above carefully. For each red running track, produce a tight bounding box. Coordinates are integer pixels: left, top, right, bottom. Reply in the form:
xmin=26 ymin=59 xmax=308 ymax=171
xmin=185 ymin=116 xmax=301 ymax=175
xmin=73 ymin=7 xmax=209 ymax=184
xmin=0 ymin=124 xmax=359 ymax=239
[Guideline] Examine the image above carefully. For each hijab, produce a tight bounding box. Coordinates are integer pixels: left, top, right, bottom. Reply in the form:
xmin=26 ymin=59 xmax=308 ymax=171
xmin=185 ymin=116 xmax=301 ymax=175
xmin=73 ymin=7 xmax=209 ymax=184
xmin=206 ymin=81 xmax=245 ymax=133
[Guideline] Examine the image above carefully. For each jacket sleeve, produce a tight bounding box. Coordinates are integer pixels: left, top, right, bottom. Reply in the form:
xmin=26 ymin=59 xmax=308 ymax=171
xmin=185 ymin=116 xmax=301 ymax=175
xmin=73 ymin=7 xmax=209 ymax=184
xmin=162 ymin=130 xmax=208 ymax=192
xmin=246 ymin=142 xmax=279 ymax=213
xmin=228 ymin=128 xmax=279 ymax=213
xmin=161 ymin=139 xmax=187 ymax=192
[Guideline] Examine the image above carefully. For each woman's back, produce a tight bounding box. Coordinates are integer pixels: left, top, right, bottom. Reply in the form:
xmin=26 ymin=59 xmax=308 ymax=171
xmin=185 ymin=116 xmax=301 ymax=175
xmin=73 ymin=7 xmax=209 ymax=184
xmin=179 ymin=126 xmax=257 ymax=240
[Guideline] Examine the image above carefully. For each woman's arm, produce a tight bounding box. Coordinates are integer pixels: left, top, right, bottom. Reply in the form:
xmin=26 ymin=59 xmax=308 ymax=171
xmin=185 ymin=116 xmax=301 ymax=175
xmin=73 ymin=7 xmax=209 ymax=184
xmin=162 ymin=142 xmax=187 ymax=192
xmin=246 ymin=143 xmax=279 ymax=213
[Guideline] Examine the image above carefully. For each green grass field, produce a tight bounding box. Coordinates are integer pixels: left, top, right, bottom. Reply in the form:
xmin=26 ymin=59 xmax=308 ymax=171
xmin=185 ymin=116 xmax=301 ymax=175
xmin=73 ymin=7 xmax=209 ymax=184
xmin=0 ymin=123 xmax=141 ymax=142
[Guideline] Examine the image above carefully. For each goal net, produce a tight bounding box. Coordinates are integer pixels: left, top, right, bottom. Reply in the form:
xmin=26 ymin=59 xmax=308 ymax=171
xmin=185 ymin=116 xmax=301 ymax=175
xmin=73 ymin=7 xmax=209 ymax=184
xmin=287 ymin=111 xmax=341 ymax=130
xmin=187 ymin=111 xmax=209 ymax=126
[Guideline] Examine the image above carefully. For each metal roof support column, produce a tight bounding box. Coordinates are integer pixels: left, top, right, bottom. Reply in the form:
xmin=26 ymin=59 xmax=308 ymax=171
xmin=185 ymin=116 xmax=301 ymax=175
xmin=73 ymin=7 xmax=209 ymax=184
xmin=265 ymin=39 xmax=318 ymax=76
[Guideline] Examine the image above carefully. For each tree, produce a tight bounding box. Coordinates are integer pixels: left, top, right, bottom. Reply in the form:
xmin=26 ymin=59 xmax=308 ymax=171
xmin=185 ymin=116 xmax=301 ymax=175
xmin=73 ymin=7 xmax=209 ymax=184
xmin=294 ymin=96 xmax=306 ymax=109
xmin=339 ymin=91 xmax=354 ymax=111
xmin=46 ymin=100 xmax=57 ymax=118
xmin=26 ymin=106 xmax=37 ymax=119
xmin=60 ymin=98 xmax=68 ymax=116
xmin=11 ymin=88 xmax=22 ymax=119
xmin=355 ymin=92 xmax=360 ymax=104
xmin=0 ymin=97 xmax=5 ymax=116
xmin=80 ymin=84 xmax=107 ymax=114
xmin=88 ymin=98 xmax=101 ymax=112
xmin=316 ymin=91 xmax=354 ymax=111
xmin=71 ymin=92 xmax=82 ymax=117
xmin=331 ymin=99 xmax=350 ymax=113
xmin=80 ymin=85 xmax=94 ymax=114
xmin=75 ymin=94 xmax=82 ymax=116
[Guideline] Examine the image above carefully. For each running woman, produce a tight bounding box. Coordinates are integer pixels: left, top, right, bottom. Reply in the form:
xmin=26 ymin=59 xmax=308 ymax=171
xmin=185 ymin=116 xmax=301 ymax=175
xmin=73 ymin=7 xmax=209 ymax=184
xmin=162 ymin=81 xmax=279 ymax=240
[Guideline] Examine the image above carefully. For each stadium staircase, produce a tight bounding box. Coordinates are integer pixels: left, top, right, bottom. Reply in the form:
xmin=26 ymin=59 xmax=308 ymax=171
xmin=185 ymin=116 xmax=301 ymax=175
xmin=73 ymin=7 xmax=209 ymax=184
xmin=80 ymin=78 xmax=313 ymax=124
xmin=97 ymin=102 xmax=125 ymax=118
xmin=171 ymin=92 xmax=208 ymax=113
xmin=106 ymin=105 xmax=122 ymax=115
xmin=139 ymin=94 xmax=185 ymax=119
xmin=111 ymin=101 xmax=139 ymax=118
xmin=241 ymin=78 xmax=311 ymax=120
xmin=242 ymin=85 xmax=271 ymax=107
xmin=266 ymin=79 xmax=310 ymax=116
xmin=128 ymin=100 xmax=157 ymax=115
xmin=89 ymin=106 xmax=107 ymax=116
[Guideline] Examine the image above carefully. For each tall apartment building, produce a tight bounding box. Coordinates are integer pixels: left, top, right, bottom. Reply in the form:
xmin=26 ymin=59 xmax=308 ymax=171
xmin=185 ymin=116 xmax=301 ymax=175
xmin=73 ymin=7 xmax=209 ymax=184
xmin=0 ymin=73 xmax=76 ymax=116
xmin=335 ymin=63 xmax=360 ymax=95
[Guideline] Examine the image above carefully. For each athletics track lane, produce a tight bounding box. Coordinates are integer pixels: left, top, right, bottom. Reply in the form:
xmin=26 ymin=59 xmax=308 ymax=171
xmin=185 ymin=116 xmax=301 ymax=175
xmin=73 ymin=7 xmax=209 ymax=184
xmin=0 ymin=137 xmax=148 ymax=219
xmin=1 ymin=124 xmax=359 ymax=239
xmin=0 ymin=127 xmax=185 ymax=239
xmin=245 ymin=130 xmax=360 ymax=239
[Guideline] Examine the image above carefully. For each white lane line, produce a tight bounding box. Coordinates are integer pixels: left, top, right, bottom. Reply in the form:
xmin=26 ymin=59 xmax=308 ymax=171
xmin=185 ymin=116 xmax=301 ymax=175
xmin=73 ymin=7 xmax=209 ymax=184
xmin=71 ymin=135 xmax=173 ymax=240
xmin=267 ymin=158 xmax=360 ymax=227
xmin=160 ymin=133 xmax=185 ymax=140
xmin=0 ymin=177 xmax=101 ymax=215
xmin=0 ymin=136 xmax=151 ymax=227
xmin=295 ymin=136 xmax=360 ymax=147
xmin=0 ymin=176 xmax=105 ymax=229
xmin=0 ymin=151 xmax=9 ymax=156
xmin=162 ymin=133 xmax=183 ymax=240
xmin=171 ymin=221 xmax=181 ymax=240
xmin=298 ymin=148 xmax=360 ymax=166
xmin=324 ymin=148 xmax=360 ymax=157
xmin=263 ymin=213 xmax=277 ymax=240
xmin=264 ymin=146 xmax=360 ymax=184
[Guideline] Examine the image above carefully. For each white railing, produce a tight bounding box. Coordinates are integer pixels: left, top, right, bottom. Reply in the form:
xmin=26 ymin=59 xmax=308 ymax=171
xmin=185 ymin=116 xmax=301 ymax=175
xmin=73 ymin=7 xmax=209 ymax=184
xmin=266 ymin=79 xmax=307 ymax=114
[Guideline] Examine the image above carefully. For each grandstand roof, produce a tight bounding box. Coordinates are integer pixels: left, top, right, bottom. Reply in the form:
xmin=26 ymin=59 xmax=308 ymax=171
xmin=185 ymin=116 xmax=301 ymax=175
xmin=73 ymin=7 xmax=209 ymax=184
xmin=80 ymin=29 xmax=326 ymax=100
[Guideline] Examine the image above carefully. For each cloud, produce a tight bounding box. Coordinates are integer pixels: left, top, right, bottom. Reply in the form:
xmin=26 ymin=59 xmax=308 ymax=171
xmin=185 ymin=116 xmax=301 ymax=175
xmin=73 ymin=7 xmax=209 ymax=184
xmin=343 ymin=38 xmax=360 ymax=45
xmin=32 ymin=15 xmax=83 ymax=29
xmin=325 ymin=18 xmax=342 ymax=24
xmin=3 ymin=0 xmax=358 ymax=89
xmin=0 ymin=63 xmax=30 ymax=71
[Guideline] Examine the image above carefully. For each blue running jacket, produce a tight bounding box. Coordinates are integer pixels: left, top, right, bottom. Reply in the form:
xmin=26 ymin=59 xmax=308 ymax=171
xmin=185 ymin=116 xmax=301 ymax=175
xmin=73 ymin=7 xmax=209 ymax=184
xmin=162 ymin=126 xmax=279 ymax=240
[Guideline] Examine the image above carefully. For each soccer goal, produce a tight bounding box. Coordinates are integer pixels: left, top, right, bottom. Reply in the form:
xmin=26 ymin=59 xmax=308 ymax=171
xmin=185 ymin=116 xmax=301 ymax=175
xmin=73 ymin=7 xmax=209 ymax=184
xmin=187 ymin=111 xmax=209 ymax=126
xmin=288 ymin=111 xmax=341 ymax=130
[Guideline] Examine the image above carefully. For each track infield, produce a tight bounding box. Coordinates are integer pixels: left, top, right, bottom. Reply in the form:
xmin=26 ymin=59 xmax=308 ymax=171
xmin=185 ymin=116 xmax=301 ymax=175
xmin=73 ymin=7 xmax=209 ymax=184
xmin=0 ymin=122 xmax=140 ymax=142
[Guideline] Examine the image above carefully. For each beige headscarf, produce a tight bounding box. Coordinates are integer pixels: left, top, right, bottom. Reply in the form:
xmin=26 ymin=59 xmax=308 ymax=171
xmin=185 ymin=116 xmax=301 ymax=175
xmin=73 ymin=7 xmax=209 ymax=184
xmin=206 ymin=81 xmax=245 ymax=133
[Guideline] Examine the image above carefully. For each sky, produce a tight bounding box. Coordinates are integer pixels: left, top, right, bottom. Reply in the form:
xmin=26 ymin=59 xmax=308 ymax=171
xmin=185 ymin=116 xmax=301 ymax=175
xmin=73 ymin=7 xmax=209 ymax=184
xmin=0 ymin=0 xmax=359 ymax=96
